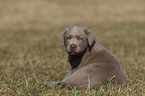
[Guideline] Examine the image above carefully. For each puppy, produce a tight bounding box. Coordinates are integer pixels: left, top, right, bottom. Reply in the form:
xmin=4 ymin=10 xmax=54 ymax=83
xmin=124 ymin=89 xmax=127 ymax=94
xmin=43 ymin=26 xmax=124 ymax=89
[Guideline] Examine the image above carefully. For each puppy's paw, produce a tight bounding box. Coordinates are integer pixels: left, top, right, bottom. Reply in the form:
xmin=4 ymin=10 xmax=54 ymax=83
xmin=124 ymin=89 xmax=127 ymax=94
xmin=57 ymin=82 xmax=73 ymax=89
xmin=42 ymin=81 xmax=57 ymax=87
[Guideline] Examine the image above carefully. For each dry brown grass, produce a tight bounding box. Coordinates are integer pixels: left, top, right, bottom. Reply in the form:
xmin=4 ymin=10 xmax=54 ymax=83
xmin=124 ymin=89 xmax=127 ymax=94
xmin=0 ymin=0 xmax=145 ymax=95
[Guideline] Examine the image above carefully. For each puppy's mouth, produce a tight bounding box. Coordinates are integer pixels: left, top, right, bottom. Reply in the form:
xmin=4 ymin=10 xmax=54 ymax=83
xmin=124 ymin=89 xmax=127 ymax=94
xmin=68 ymin=49 xmax=78 ymax=55
xmin=67 ymin=47 xmax=80 ymax=55
xmin=69 ymin=51 xmax=78 ymax=55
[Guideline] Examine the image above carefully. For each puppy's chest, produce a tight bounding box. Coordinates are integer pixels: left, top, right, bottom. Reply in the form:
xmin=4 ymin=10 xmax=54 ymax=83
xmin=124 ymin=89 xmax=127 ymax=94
xmin=69 ymin=52 xmax=97 ymax=70
xmin=68 ymin=56 xmax=82 ymax=69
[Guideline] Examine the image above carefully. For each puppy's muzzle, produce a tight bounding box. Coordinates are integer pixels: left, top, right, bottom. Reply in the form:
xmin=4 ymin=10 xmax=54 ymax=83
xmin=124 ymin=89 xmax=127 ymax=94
xmin=70 ymin=44 xmax=77 ymax=49
xmin=69 ymin=44 xmax=77 ymax=52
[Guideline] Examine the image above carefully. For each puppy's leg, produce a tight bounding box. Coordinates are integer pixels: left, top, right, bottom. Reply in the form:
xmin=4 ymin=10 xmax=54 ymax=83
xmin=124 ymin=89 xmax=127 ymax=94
xmin=79 ymin=82 xmax=104 ymax=89
xmin=60 ymin=63 xmax=108 ymax=89
xmin=42 ymin=81 xmax=60 ymax=87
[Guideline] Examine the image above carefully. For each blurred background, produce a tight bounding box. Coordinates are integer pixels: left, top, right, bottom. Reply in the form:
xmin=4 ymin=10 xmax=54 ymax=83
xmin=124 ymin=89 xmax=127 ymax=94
xmin=0 ymin=0 xmax=145 ymax=47
xmin=0 ymin=0 xmax=145 ymax=95
xmin=0 ymin=0 xmax=145 ymax=49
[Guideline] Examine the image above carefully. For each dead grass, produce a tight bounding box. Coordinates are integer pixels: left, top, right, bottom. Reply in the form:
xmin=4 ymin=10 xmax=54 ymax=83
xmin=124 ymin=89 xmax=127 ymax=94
xmin=0 ymin=0 xmax=145 ymax=95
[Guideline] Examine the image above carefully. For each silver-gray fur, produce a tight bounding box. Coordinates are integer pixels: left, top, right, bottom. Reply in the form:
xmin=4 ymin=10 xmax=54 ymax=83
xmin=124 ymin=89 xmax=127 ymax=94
xmin=43 ymin=26 xmax=124 ymax=89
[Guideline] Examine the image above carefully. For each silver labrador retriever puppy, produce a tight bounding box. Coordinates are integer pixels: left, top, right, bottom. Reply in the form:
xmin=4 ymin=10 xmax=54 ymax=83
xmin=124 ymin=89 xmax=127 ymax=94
xmin=43 ymin=26 xmax=124 ymax=89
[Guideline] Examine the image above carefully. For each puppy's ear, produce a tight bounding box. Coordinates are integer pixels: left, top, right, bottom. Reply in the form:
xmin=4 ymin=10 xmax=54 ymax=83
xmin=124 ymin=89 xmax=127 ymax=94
xmin=83 ymin=27 xmax=96 ymax=46
xmin=59 ymin=28 xmax=69 ymax=45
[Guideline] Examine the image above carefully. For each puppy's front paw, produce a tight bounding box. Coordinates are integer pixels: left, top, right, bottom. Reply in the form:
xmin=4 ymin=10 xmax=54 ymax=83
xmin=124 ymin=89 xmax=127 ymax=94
xmin=57 ymin=82 xmax=73 ymax=89
xmin=42 ymin=81 xmax=57 ymax=87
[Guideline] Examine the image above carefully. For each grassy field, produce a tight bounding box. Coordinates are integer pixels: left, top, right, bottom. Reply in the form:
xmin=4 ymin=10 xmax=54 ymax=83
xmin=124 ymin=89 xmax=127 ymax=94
xmin=0 ymin=0 xmax=145 ymax=95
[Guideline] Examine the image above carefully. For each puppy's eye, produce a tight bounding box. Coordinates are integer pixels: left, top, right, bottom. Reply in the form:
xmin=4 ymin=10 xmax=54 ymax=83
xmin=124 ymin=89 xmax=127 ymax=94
xmin=66 ymin=37 xmax=70 ymax=40
xmin=79 ymin=38 xmax=83 ymax=41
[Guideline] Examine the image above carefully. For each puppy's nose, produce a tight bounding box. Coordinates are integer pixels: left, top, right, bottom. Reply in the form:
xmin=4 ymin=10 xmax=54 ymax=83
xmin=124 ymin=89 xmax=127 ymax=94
xmin=70 ymin=44 xmax=77 ymax=48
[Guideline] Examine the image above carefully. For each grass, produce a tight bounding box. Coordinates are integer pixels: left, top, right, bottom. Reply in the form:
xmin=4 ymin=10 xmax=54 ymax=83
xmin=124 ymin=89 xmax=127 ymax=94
xmin=0 ymin=0 xmax=145 ymax=95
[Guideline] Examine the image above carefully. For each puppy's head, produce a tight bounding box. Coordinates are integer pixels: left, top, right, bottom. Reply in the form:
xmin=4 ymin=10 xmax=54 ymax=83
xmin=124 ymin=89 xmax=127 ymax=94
xmin=59 ymin=26 xmax=96 ymax=55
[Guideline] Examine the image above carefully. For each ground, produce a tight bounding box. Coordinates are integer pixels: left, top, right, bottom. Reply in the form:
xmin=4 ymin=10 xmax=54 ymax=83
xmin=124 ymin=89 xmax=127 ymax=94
xmin=0 ymin=0 xmax=145 ymax=95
